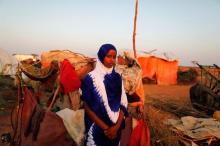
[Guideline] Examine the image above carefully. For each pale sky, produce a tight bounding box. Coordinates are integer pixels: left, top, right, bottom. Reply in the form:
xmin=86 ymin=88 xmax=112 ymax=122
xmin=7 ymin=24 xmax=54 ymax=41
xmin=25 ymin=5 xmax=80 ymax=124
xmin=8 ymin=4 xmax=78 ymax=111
xmin=0 ymin=0 xmax=220 ymax=66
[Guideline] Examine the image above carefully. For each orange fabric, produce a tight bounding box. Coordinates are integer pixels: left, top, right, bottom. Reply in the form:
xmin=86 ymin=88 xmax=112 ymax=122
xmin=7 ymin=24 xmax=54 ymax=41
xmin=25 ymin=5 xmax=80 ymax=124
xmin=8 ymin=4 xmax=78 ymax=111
xmin=156 ymin=59 xmax=178 ymax=85
xmin=138 ymin=56 xmax=178 ymax=85
xmin=138 ymin=57 xmax=157 ymax=80
xmin=60 ymin=59 xmax=81 ymax=94
xmin=41 ymin=62 xmax=51 ymax=69
xmin=129 ymin=119 xmax=150 ymax=146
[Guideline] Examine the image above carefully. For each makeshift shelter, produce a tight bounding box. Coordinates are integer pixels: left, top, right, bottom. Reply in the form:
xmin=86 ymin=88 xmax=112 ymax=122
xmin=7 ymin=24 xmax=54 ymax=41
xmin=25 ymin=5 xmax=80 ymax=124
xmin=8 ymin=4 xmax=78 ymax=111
xmin=0 ymin=48 xmax=18 ymax=76
xmin=138 ymin=55 xmax=178 ymax=85
xmin=40 ymin=50 xmax=95 ymax=79
xmin=13 ymin=54 xmax=38 ymax=62
xmin=11 ymin=52 xmax=89 ymax=146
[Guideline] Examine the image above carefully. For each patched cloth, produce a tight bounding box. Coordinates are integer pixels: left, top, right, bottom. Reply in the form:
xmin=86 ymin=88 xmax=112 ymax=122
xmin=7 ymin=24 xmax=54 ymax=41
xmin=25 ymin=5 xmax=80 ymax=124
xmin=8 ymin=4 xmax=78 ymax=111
xmin=115 ymin=54 xmax=142 ymax=95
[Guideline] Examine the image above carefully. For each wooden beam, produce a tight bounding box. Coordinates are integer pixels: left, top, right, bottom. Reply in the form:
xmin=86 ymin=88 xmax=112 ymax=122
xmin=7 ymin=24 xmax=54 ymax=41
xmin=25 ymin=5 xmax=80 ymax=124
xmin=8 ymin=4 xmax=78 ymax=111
xmin=132 ymin=0 xmax=138 ymax=58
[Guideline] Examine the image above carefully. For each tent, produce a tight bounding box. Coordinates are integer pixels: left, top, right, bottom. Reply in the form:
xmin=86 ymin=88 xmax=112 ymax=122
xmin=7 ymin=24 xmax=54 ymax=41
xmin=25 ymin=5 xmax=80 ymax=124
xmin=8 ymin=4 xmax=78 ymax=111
xmin=0 ymin=48 xmax=18 ymax=76
xmin=138 ymin=55 xmax=178 ymax=85
xmin=13 ymin=54 xmax=38 ymax=62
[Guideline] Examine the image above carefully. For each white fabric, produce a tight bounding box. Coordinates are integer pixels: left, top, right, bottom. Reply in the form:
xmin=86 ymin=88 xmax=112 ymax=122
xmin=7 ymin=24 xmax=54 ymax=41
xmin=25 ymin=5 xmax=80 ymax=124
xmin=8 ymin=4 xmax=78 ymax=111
xmin=87 ymin=123 xmax=96 ymax=146
xmin=56 ymin=108 xmax=85 ymax=145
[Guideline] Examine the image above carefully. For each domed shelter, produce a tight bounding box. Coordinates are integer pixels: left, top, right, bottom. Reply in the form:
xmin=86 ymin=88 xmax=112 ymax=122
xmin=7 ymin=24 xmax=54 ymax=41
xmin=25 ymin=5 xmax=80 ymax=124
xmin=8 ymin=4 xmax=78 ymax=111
xmin=0 ymin=48 xmax=18 ymax=76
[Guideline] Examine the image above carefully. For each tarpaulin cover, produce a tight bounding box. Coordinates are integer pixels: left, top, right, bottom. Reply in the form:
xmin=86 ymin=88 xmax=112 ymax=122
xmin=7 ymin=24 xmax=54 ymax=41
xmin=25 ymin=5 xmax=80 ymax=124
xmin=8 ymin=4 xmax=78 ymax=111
xmin=138 ymin=56 xmax=178 ymax=85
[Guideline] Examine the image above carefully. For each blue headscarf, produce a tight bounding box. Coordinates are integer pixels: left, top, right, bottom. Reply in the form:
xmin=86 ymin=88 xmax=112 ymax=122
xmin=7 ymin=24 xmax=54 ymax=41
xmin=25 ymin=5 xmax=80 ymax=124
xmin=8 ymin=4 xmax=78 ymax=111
xmin=97 ymin=44 xmax=123 ymax=113
xmin=97 ymin=44 xmax=117 ymax=63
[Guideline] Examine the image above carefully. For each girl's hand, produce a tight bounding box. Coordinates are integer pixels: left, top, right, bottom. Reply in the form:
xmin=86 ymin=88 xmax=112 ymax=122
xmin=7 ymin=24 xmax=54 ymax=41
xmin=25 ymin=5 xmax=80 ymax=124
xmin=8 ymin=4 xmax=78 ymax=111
xmin=104 ymin=125 xmax=118 ymax=139
xmin=104 ymin=110 xmax=124 ymax=139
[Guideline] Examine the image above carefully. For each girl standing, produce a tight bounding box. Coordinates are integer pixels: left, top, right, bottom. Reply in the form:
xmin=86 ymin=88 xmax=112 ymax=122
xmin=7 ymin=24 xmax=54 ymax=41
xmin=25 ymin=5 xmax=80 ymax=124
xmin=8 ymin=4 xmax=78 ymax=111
xmin=81 ymin=44 xmax=128 ymax=146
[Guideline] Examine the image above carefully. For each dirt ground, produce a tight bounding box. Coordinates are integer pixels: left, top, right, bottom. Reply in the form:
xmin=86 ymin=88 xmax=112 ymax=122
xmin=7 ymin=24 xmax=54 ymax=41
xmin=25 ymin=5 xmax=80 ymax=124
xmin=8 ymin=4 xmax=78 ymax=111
xmin=144 ymin=84 xmax=192 ymax=105
xmin=0 ymin=83 xmax=193 ymax=146
xmin=0 ymin=108 xmax=14 ymax=146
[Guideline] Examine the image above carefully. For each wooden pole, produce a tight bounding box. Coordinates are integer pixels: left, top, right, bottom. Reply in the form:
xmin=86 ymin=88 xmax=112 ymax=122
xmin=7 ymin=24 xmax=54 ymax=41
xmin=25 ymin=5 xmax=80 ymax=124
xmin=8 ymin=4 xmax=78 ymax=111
xmin=133 ymin=0 xmax=138 ymax=58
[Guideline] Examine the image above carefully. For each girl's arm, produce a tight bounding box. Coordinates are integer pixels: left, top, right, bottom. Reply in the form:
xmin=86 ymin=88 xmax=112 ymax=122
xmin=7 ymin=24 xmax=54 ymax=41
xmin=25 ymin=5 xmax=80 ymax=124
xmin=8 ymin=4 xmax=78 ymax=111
xmin=84 ymin=102 xmax=109 ymax=130
xmin=104 ymin=110 xmax=124 ymax=139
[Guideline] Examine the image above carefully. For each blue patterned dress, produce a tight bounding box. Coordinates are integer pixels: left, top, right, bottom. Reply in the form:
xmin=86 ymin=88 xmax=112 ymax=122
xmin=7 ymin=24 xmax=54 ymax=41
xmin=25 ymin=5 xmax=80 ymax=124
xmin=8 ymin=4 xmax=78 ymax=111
xmin=81 ymin=60 xmax=128 ymax=146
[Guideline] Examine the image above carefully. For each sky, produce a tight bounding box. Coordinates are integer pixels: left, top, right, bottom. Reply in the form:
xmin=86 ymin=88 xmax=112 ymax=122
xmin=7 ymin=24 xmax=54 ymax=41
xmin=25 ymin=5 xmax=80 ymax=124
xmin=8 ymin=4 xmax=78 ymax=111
xmin=0 ymin=0 xmax=220 ymax=66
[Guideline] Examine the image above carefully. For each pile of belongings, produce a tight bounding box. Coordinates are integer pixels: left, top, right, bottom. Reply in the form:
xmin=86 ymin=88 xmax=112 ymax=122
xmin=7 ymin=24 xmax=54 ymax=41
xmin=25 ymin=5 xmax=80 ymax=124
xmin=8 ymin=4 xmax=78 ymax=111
xmin=165 ymin=116 xmax=220 ymax=145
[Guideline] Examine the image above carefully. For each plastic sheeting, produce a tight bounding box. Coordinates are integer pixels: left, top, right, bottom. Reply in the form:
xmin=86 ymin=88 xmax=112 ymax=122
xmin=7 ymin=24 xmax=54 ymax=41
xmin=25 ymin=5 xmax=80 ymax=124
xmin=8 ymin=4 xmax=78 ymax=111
xmin=138 ymin=56 xmax=178 ymax=85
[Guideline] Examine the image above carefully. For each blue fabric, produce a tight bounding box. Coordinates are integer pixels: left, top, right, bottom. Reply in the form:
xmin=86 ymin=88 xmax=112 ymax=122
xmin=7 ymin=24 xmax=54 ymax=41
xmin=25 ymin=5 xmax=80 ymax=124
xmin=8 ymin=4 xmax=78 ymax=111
xmin=81 ymin=73 xmax=125 ymax=146
xmin=92 ymin=124 xmax=121 ymax=146
xmin=97 ymin=44 xmax=117 ymax=63
xmin=81 ymin=73 xmax=123 ymax=127
xmin=103 ymin=69 xmax=122 ymax=112
xmin=120 ymin=105 xmax=129 ymax=117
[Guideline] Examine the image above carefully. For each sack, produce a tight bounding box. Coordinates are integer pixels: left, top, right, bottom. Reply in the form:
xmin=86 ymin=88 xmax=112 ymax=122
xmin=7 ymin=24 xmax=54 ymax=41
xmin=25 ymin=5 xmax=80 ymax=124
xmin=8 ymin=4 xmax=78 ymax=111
xmin=56 ymin=108 xmax=85 ymax=146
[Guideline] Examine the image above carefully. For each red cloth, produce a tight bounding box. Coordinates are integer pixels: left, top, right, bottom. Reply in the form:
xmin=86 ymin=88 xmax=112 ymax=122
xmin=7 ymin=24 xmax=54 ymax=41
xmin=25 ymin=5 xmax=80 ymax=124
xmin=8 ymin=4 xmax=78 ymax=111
xmin=60 ymin=59 xmax=81 ymax=94
xmin=129 ymin=119 xmax=151 ymax=146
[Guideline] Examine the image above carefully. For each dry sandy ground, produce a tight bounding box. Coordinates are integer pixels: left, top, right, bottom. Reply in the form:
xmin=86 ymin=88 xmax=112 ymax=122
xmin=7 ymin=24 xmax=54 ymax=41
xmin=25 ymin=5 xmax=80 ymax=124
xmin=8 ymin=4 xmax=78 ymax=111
xmin=144 ymin=84 xmax=192 ymax=105
xmin=0 ymin=83 xmax=193 ymax=146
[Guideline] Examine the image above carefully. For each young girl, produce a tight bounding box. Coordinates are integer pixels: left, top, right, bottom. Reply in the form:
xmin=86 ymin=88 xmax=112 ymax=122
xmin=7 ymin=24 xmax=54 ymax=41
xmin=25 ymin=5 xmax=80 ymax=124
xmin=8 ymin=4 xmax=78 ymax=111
xmin=81 ymin=44 xmax=128 ymax=146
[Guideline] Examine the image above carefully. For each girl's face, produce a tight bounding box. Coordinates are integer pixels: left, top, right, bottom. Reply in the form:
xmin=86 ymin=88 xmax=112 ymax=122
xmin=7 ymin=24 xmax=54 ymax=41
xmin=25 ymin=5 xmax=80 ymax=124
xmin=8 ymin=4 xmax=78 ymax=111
xmin=103 ymin=49 xmax=117 ymax=68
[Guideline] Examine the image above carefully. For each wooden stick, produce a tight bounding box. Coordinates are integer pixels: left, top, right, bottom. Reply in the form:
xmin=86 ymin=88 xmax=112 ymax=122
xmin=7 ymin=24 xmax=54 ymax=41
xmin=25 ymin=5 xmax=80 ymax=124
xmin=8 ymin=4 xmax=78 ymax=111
xmin=132 ymin=0 xmax=138 ymax=58
xmin=47 ymin=85 xmax=60 ymax=112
